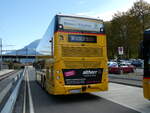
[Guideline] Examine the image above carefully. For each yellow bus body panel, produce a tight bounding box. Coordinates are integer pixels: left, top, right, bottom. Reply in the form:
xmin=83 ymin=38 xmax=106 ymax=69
xmin=44 ymin=31 xmax=108 ymax=95
xmin=143 ymin=79 xmax=150 ymax=99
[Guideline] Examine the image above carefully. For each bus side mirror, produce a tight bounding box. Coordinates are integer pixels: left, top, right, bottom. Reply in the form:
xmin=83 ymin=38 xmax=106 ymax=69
xmin=49 ymin=37 xmax=53 ymax=43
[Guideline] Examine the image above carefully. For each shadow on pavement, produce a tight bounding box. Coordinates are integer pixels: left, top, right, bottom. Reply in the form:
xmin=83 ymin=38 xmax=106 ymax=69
xmin=50 ymin=93 xmax=101 ymax=103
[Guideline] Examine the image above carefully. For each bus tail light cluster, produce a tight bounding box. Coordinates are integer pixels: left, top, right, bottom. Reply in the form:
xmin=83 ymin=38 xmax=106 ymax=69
xmin=58 ymin=24 xmax=63 ymax=29
xmin=56 ymin=70 xmax=61 ymax=80
xmin=56 ymin=76 xmax=60 ymax=80
xmin=100 ymin=28 xmax=104 ymax=32
xmin=59 ymin=35 xmax=64 ymax=40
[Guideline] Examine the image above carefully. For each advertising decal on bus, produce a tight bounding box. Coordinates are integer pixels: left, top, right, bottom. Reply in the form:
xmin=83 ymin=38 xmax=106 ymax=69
xmin=62 ymin=68 xmax=103 ymax=85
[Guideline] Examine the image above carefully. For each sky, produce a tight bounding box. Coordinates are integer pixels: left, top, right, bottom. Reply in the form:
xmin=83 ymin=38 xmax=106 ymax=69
xmin=0 ymin=0 xmax=150 ymax=50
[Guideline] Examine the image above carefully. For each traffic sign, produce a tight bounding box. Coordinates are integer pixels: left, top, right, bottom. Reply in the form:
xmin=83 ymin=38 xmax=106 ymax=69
xmin=118 ymin=47 xmax=124 ymax=55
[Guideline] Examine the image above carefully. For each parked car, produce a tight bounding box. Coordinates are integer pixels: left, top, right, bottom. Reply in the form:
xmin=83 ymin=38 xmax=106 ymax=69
xmin=109 ymin=67 xmax=121 ymax=74
xmin=131 ymin=60 xmax=143 ymax=68
xmin=108 ymin=61 xmax=118 ymax=67
xmin=108 ymin=62 xmax=135 ymax=74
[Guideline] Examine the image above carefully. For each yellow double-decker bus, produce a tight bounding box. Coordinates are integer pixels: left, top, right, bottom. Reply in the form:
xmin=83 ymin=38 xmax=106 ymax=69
xmin=35 ymin=14 xmax=108 ymax=95
xmin=143 ymin=29 xmax=150 ymax=99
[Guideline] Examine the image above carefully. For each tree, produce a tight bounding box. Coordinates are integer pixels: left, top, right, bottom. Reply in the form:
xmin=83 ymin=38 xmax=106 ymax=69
xmin=129 ymin=0 xmax=150 ymax=57
xmin=104 ymin=21 xmax=114 ymax=58
xmin=105 ymin=0 xmax=150 ymax=59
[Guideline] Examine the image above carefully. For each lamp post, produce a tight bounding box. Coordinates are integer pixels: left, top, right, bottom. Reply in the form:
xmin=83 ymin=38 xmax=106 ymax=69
xmin=26 ymin=47 xmax=28 ymax=64
xmin=0 ymin=38 xmax=2 ymax=70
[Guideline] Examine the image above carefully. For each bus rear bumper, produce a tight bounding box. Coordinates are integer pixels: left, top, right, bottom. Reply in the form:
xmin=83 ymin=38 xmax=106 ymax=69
xmin=50 ymin=83 xmax=108 ymax=95
xmin=143 ymin=79 xmax=150 ymax=99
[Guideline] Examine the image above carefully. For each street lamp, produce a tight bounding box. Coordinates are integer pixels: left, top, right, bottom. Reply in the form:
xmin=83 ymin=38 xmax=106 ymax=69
xmin=0 ymin=38 xmax=2 ymax=70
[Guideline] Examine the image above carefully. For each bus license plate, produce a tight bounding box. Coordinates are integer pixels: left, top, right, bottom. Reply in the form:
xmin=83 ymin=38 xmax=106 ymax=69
xmin=69 ymin=89 xmax=81 ymax=93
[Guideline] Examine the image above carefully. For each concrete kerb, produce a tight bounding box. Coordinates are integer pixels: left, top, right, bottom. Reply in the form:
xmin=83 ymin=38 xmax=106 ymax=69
xmin=109 ymin=80 xmax=142 ymax=88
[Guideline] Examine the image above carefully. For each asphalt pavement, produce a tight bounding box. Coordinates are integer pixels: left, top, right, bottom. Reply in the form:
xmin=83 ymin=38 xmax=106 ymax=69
xmin=93 ymin=83 xmax=150 ymax=113
xmin=13 ymin=67 xmax=141 ymax=113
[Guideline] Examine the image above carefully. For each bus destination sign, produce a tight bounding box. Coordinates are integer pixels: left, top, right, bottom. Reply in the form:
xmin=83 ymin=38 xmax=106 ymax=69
xmin=59 ymin=16 xmax=103 ymax=32
xmin=68 ymin=35 xmax=97 ymax=43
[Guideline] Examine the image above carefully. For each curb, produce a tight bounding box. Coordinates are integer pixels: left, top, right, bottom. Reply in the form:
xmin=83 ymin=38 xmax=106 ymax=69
xmin=109 ymin=80 xmax=142 ymax=88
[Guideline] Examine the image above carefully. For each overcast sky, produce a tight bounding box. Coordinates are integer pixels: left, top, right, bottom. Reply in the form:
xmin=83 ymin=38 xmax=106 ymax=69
xmin=0 ymin=0 xmax=150 ymax=50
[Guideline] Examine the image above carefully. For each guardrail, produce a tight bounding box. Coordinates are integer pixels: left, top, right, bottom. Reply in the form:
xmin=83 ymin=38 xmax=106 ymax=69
xmin=0 ymin=68 xmax=26 ymax=113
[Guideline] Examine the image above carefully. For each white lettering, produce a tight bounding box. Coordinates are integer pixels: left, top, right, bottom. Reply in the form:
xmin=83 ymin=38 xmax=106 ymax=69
xmin=82 ymin=70 xmax=98 ymax=75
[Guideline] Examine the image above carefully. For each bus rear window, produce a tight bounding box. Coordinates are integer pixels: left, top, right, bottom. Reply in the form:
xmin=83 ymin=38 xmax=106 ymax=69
xmin=68 ymin=35 xmax=97 ymax=43
xmin=58 ymin=16 xmax=104 ymax=33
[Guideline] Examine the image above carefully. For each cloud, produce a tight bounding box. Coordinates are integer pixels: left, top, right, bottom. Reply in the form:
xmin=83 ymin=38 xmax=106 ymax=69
xmin=76 ymin=0 xmax=150 ymax=21
xmin=75 ymin=2 xmax=131 ymax=21
xmin=75 ymin=11 xmax=115 ymax=21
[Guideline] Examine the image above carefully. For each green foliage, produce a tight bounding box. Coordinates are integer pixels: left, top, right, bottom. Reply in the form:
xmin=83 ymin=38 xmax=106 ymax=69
xmin=105 ymin=0 xmax=150 ymax=59
xmin=4 ymin=61 xmax=24 ymax=69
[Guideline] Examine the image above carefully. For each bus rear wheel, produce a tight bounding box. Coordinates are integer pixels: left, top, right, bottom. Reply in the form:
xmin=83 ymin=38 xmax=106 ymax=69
xmin=41 ymin=76 xmax=46 ymax=89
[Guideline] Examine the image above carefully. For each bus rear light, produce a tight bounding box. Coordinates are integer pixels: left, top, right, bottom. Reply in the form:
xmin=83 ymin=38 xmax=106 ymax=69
xmin=100 ymin=28 xmax=103 ymax=32
xmin=58 ymin=24 xmax=63 ymax=29
xmin=59 ymin=35 xmax=64 ymax=40
xmin=56 ymin=71 xmax=60 ymax=74
xmin=56 ymin=76 xmax=60 ymax=80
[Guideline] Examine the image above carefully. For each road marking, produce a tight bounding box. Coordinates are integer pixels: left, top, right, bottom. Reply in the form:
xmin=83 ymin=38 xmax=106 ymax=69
xmin=23 ymin=69 xmax=27 ymax=113
xmin=27 ymin=68 xmax=35 ymax=113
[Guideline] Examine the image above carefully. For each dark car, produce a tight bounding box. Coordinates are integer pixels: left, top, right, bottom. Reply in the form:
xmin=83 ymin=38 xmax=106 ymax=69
xmin=131 ymin=60 xmax=142 ymax=67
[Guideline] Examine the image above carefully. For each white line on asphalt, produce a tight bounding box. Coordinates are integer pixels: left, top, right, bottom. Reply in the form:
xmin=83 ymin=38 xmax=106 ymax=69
xmin=23 ymin=69 xmax=26 ymax=113
xmin=27 ymin=68 xmax=35 ymax=113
